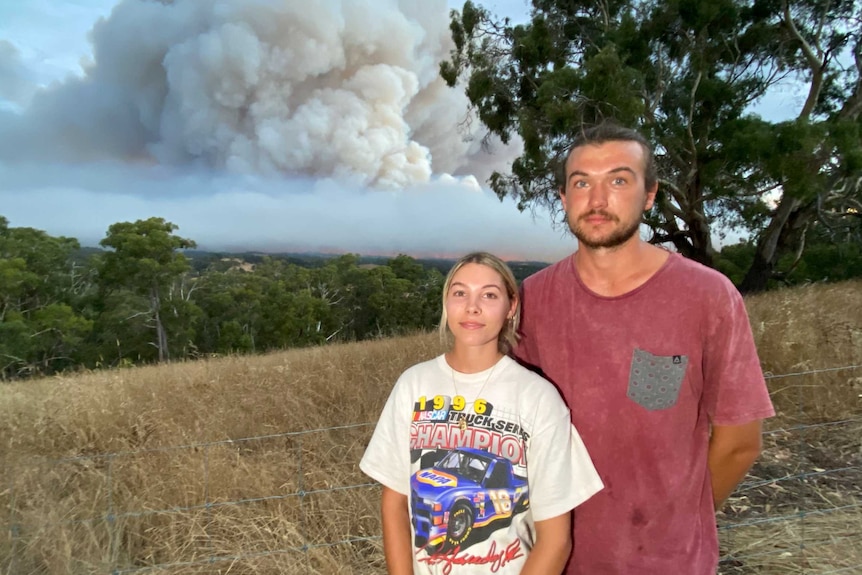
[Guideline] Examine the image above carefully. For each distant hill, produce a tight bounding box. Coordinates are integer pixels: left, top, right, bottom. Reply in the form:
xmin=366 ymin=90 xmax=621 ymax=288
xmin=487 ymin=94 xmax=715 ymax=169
xmin=78 ymin=246 xmax=551 ymax=281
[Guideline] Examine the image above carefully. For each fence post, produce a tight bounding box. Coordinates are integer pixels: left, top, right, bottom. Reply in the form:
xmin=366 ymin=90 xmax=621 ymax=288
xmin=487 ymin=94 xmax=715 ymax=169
xmin=204 ymin=443 xmax=214 ymax=566
xmin=4 ymin=456 xmax=18 ymax=575
xmin=796 ymin=374 xmax=807 ymax=569
xmin=298 ymin=434 xmax=310 ymax=573
xmin=106 ymin=455 xmax=119 ymax=574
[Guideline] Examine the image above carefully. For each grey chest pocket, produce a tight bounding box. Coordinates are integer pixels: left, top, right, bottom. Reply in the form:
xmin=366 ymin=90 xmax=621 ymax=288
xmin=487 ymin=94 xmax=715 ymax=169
xmin=627 ymin=348 xmax=688 ymax=411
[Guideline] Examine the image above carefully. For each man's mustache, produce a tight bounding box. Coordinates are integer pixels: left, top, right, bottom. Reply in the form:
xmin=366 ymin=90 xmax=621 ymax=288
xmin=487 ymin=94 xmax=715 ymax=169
xmin=579 ymin=210 xmax=619 ymax=222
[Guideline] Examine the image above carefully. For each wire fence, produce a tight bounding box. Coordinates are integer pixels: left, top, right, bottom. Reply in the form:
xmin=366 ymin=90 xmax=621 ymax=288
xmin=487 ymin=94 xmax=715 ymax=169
xmin=2 ymin=365 xmax=860 ymax=574
xmin=716 ymin=364 xmax=862 ymax=575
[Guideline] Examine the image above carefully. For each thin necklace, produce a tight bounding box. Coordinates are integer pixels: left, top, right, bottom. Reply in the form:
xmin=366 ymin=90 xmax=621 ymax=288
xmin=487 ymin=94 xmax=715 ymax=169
xmin=450 ymin=358 xmax=501 ymax=431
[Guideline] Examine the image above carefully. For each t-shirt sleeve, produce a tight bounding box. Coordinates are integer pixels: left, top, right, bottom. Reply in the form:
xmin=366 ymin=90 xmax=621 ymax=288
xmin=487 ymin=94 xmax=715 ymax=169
xmin=526 ymin=392 xmax=604 ymax=522
xmin=703 ymin=280 xmax=775 ymax=425
xmin=359 ymin=376 xmax=412 ymax=495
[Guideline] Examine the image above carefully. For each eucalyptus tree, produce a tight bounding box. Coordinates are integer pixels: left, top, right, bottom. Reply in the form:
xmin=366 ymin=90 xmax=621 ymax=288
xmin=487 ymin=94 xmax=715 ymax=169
xmin=0 ymin=216 xmax=93 ymax=377
xmin=443 ymin=0 xmax=862 ymax=291
xmin=98 ymin=217 xmax=197 ymax=362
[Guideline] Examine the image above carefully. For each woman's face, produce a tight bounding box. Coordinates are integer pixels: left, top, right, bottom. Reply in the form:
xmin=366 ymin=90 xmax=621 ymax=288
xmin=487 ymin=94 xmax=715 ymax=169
xmin=445 ymin=263 xmax=515 ymax=352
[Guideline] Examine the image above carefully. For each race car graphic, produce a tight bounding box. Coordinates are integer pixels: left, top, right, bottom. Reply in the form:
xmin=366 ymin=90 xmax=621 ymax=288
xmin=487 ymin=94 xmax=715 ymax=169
xmin=410 ymin=447 xmax=529 ymax=553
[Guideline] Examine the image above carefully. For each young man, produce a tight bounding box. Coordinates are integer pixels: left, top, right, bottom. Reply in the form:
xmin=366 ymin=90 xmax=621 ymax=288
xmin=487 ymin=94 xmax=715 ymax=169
xmin=514 ymin=123 xmax=774 ymax=574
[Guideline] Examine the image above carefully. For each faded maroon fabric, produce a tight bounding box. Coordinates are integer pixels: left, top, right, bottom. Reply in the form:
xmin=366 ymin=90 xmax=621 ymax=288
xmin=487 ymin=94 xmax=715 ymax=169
xmin=515 ymin=252 xmax=775 ymax=575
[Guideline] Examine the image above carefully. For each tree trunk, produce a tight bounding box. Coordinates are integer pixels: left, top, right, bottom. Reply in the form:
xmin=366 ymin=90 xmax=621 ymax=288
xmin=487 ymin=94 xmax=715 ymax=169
xmin=739 ymin=249 xmax=774 ymax=294
xmin=155 ymin=309 xmax=169 ymax=362
xmin=666 ymin=200 xmax=715 ymax=268
xmin=739 ymin=196 xmax=812 ymax=293
xmin=681 ymin=212 xmax=715 ymax=268
xmin=151 ymin=286 xmax=169 ymax=362
xmin=658 ymin=168 xmax=716 ymax=268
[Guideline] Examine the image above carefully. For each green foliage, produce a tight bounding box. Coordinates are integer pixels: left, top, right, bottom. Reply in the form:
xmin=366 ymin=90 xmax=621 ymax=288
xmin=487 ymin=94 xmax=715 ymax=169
xmin=97 ymin=218 xmax=198 ymax=362
xmin=87 ymin=290 xmax=158 ymax=367
xmin=444 ymin=0 xmax=862 ymax=289
xmin=186 ymin=251 xmax=442 ymax=360
xmin=3 ymin=211 xmax=858 ymax=381
xmin=0 ymin=313 xmax=30 ymax=377
xmin=0 ymin=218 xmax=93 ymax=378
xmin=193 ymin=269 xmax=269 ymax=354
xmin=717 ymin=229 xmax=862 ymax=288
xmin=715 ymin=241 xmax=757 ymax=287
xmin=785 ymin=242 xmax=862 ymax=283
xmin=99 ymin=218 xmax=196 ymax=292
xmin=30 ymin=303 xmax=94 ymax=372
xmin=0 ymin=218 xmax=453 ymax=378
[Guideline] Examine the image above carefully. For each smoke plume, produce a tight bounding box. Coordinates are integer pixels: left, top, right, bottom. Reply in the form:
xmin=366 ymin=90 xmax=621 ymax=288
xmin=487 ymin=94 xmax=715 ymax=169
xmin=0 ymin=0 xmax=518 ymax=187
xmin=0 ymin=40 xmax=37 ymax=108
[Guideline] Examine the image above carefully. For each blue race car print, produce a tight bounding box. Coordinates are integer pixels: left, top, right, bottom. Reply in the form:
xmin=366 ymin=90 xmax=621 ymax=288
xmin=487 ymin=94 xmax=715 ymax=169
xmin=410 ymin=447 xmax=529 ymax=553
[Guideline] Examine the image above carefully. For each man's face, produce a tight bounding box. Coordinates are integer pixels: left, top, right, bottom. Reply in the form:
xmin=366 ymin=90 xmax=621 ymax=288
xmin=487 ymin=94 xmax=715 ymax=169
xmin=560 ymin=140 xmax=657 ymax=250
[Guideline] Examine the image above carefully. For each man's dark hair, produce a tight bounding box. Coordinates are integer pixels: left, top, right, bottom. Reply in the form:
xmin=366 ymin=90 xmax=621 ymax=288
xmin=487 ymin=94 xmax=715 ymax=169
xmin=556 ymin=123 xmax=658 ymax=192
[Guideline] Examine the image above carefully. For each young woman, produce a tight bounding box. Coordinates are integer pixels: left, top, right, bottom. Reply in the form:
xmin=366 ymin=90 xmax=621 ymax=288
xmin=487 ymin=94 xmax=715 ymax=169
xmin=360 ymin=252 xmax=602 ymax=574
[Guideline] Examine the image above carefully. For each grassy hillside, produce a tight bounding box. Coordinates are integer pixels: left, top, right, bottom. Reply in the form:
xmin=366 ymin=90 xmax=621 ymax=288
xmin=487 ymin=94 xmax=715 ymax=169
xmin=1 ymin=280 xmax=860 ymax=574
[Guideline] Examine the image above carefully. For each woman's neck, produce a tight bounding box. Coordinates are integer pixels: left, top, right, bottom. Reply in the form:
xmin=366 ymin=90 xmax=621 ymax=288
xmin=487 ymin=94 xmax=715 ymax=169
xmin=446 ymin=345 xmax=503 ymax=374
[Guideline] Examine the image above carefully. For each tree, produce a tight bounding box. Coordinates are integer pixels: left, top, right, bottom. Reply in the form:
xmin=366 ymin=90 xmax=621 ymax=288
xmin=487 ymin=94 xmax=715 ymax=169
xmin=98 ymin=218 xmax=197 ymax=362
xmin=443 ymin=0 xmax=862 ymax=291
xmin=28 ymin=304 xmax=93 ymax=373
xmin=192 ymin=268 xmax=268 ymax=353
xmin=717 ymin=219 xmax=862 ymax=288
xmin=0 ymin=216 xmax=93 ymax=378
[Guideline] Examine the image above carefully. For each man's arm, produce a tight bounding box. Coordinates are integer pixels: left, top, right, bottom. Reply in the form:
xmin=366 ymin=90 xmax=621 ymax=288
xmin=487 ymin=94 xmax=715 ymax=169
xmin=381 ymin=486 xmax=413 ymax=574
xmin=708 ymin=420 xmax=763 ymax=511
xmin=519 ymin=512 xmax=572 ymax=575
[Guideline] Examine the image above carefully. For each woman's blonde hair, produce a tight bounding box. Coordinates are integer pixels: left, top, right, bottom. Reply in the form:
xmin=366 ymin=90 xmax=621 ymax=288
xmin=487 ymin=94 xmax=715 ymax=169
xmin=438 ymin=252 xmax=521 ymax=354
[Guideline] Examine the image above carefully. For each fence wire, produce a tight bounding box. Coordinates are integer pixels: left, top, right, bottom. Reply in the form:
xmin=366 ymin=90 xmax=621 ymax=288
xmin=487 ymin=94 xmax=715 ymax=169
xmin=3 ymin=365 xmax=860 ymax=574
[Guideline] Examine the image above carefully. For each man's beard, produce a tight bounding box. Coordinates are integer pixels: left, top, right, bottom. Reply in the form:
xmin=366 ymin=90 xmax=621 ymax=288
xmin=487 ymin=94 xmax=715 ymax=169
xmin=569 ymin=210 xmax=642 ymax=250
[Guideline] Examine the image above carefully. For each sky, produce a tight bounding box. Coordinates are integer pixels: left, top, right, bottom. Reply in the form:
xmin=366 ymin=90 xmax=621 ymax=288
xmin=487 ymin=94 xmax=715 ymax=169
xmin=0 ymin=0 xmax=801 ymax=261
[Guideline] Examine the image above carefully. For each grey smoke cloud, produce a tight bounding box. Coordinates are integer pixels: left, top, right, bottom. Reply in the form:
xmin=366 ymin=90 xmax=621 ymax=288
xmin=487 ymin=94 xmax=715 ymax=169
xmin=1 ymin=0 xmax=520 ymax=186
xmin=0 ymin=40 xmax=37 ymax=108
xmin=0 ymin=0 xmax=580 ymax=262
xmin=0 ymin=163 xmax=571 ymax=260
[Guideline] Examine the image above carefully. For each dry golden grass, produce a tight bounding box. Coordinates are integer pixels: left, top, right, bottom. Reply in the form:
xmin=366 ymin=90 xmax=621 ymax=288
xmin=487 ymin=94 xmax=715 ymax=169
xmin=719 ymin=508 xmax=862 ymax=574
xmin=1 ymin=334 xmax=442 ymax=574
xmin=722 ymin=279 xmax=862 ymax=574
xmin=746 ymin=278 xmax=862 ymax=424
xmin=2 ymin=279 xmax=861 ymax=574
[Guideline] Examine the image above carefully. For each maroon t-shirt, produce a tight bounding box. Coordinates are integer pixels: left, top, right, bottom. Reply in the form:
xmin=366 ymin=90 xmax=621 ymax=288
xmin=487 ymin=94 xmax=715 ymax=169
xmin=515 ymin=252 xmax=774 ymax=575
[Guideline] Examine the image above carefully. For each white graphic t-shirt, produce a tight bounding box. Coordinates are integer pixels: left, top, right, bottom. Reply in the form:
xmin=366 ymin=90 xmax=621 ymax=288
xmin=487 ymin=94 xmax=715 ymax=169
xmin=360 ymin=355 xmax=603 ymax=574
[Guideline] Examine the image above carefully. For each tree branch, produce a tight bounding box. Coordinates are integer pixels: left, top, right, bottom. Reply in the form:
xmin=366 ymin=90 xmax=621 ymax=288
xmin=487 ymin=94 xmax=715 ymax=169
xmin=783 ymin=1 xmax=826 ymax=119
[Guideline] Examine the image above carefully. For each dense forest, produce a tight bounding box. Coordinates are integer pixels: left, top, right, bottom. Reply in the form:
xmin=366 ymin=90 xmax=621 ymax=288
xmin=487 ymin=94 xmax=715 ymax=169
xmin=1 ymin=214 xmax=859 ymax=380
